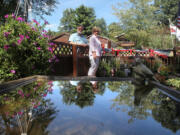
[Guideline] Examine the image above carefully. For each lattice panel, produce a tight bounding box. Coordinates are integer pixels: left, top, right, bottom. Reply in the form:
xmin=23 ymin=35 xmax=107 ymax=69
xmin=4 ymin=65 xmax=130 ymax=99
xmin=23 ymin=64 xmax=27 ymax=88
xmin=116 ymin=50 xmax=150 ymax=57
xmin=53 ymin=43 xmax=72 ymax=56
xmin=77 ymin=46 xmax=89 ymax=56
xmin=117 ymin=51 xmax=135 ymax=56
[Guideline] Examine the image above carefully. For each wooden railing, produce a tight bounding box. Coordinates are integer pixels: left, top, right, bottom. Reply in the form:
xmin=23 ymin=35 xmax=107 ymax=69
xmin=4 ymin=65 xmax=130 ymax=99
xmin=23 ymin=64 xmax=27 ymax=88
xmin=52 ymin=42 xmax=89 ymax=76
xmin=51 ymin=42 xmax=180 ymax=76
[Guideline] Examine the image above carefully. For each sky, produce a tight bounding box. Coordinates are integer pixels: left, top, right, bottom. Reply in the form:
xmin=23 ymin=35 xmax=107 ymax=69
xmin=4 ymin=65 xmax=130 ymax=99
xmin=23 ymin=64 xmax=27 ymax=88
xmin=40 ymin=0 xmax=126 ymax=32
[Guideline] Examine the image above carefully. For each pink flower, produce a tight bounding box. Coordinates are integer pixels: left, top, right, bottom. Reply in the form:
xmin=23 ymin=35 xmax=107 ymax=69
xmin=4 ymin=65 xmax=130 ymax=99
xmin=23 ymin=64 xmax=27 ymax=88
xmin=19 ymin=35 xmax=24 ymax=39
xmin=4 ymin=14 xmax=8 ymax=18
xmin=48 ymin=47 xmax=53 ymax=53
xmin=17 ymin=39 xmax=22 ymax=44
xmin=37 ymin=82 xmax=42 ymax=86
xmin=43 ymin=30 xmax=47 ymax=33
xmin=43 ymin=93 xmax=47 ymax=97
xmin=31 ymin=27 xmax=37 ymax=31
xmin=49 ymin=42 xmax=55 ymax=46
xmin=4 ymin=32 xmax=11 ymax=37
xmin=18 ymin=90 xmax=24 ymax=97
xmin=48 ymin=59 xmax=52 ymax=63
xmin=42 ymin=34 xmax=48 ymax=38
xmin=55 ymin=58 xmax=59 ymax=62
xmin=26 ymin=35 xmax=30 ymax=39
xmin=44 ymin=20 xmax=49 ymax=25
xmin=18 ymin=111 xmax=23 ymax=115
xmin=17 ymin=35 xmax=24 ymax=44
xmin=37 ymin=47 xmax=41 ymax=50
xmin=11 ymin=13 xmax=15 ymax=18
xmin=32 ymin=19 xmax=39 ymax=25
xmin=4 ymin=45 xmax=9 ymax=50
xmin=33 ymin=87 xmax=37 ymax=91
xmin=17 ymin=17 xmax=24 ymax=22
xmin=48 ymin=81 xmax=53 ymax=85
xmin=10 ymin=70 xmax=16 ymax=74
xmin=48 ymin=87 xmax=53 ymax=92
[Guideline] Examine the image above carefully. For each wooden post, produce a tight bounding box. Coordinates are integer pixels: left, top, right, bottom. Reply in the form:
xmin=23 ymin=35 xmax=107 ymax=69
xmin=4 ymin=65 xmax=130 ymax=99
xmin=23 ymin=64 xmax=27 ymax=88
xmin=72 ymin=45 xmax=77 ymax=77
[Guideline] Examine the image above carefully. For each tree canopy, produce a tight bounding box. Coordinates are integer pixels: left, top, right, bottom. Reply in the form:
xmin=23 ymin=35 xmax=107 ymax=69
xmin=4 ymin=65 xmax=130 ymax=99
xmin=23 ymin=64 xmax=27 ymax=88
xmin=113 ymin=0 xmax=157 ymax=31
xmin=59 ymin=5 xmax=107 ymax=36
xmin=95 ymin=18 xmax=108 ymax=36
xmin=0 ymin=0 xmax=58 ymax=22
xmin=154 ymin=0 xmax=179 ymax=25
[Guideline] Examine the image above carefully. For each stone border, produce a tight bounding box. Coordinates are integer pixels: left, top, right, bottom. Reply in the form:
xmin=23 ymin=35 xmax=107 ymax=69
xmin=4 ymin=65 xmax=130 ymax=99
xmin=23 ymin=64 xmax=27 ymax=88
xmin=150 ymin=81 xmax=180 ymax=102
xmin=0 ymin=76 xmax=37 ymax=94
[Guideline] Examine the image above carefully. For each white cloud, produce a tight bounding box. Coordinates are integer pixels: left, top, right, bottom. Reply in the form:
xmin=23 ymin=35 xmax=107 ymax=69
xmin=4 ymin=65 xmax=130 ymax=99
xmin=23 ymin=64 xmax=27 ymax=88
xmin=45 ymin=24 xmax=59 ymax=31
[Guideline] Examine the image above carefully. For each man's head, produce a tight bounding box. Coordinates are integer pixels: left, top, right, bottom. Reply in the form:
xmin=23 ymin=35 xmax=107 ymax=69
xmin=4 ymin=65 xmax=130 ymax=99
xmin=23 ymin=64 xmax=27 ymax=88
xmin=77 ymin=25 xmax=84 ymax=35
xmin=76 ymin=83 xmax=82 ymax=93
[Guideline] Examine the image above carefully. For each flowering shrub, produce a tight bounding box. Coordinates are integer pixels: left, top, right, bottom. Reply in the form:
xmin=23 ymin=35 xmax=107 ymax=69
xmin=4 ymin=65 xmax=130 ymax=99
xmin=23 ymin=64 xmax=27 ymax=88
xmin=0 ymin=14 xmax=56 ymax=81
xmin=0 ymin=80 xmax=53 ymax=117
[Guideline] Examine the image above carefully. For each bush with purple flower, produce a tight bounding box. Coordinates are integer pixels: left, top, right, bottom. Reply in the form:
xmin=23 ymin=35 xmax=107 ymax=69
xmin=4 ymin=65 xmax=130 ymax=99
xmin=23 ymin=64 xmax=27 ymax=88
xmin=0 ymin=14 xmax=55 ymax=81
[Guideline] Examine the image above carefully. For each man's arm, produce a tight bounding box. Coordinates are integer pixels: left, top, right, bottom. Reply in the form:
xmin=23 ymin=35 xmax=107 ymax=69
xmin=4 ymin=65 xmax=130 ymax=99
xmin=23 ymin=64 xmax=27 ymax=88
xmin=69 ymin=41 xmax=88 ymax=47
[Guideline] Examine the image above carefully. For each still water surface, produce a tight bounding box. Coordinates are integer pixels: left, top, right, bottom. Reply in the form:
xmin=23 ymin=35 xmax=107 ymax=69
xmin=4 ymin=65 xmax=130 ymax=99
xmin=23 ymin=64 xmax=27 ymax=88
xmin=0 ymin=81 xmax=180 ymax=135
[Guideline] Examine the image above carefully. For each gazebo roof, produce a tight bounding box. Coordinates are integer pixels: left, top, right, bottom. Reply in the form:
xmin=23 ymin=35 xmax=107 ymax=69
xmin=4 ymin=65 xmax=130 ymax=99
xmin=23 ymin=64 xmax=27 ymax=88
xmin=49 ymin=33 xmax=70 ymax=43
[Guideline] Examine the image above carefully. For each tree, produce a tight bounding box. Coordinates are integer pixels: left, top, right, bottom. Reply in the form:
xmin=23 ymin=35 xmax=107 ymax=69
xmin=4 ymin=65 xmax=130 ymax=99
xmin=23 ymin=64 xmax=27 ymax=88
xmin=60 ymin=81 xmax=96 ymax=108
xmin=58 ymin=8 xmax=75 ymax=33
xmin=59 ymin=5 xmax=96 ymax=36
xmin=95 ymin=18 xmax=108 ymax=36
xmin=0 ymin=0 xmax=58 ymax=23
xmin=113 ymin=0 xmax=157 ymax=31
xmin=154 ymin=0 xmax=179 ymax=25
xmin=107 ymin=22 xmax=123 ymax=41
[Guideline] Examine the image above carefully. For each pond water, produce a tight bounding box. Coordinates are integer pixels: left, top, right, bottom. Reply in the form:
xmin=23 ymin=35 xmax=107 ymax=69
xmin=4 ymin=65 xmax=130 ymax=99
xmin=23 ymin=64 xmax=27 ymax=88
xmin=0 ymin=80 xmax=180 ymax=135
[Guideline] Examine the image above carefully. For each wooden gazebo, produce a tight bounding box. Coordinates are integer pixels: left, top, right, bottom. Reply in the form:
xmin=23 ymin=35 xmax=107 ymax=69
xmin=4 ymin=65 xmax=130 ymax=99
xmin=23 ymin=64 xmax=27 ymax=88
xmin=115 ymin=33 xmax=135 ymax=48
xmin=49 ymin=33 xmax=89 ymax=77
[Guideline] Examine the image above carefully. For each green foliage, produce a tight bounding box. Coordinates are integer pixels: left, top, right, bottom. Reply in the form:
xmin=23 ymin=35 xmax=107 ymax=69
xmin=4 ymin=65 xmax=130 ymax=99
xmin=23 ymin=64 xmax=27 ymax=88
xmin=107 ymin=22 xmax=123 ymax=42
xmin=60 ymin=81 xmax=95 ymax=108
xmin=166 ymin=78 xmax=180 ymax=90
xmin=58 ymin=8 xmax=76 ymax=33
xmin=112 ymin=0 xmax=176 ymax=49
xmin=154 ymin=0 xmax=179 ymax=25
xmin=126 ymin=30 xmax=150 ymax=49
xmin=0 ymin=80 xmax=53 ymax=116
xmin=97 ymin=57 xmax=126 ymax=77
xmin=0 ymin=15 xmax=54 ymax=81
xmin=148 ymin=25 xmax=174 ymax=49
xmin=158 ymin=65 xmax=172 ymax=76
xmin=113 ymin=0 xmax=157 ymax=31
xmin=59 ymin=5 xmax=108 ymax=36
xmin=95 ymin=18 xmax=108 ymax=36
xmin=0 ymin=0 xmax=58 ymax=23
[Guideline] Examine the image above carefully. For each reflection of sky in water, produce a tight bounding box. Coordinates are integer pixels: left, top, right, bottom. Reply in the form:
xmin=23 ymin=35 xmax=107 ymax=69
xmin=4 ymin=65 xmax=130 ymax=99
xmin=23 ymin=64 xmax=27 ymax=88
xmin=44 ymin=81 xmax=180 ymax=135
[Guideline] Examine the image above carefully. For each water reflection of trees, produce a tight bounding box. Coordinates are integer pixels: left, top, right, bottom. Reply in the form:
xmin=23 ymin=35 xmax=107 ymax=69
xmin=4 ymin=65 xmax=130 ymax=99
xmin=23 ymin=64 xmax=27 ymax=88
xmin=60 ymin=81 xmax=106 ymax=108
xmin=152 ymin=99 xmax=180 ymax=133
xmin=0 ymin=81 xmax=58 ymax=135
xmin=108 ymin=81 xmax=180 ymax=132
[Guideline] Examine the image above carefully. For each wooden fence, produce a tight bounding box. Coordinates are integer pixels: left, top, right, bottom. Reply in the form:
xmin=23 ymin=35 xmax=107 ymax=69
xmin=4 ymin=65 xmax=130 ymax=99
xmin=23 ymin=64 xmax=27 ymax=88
xmin=51 ymin=42 xmax=180 ymax=76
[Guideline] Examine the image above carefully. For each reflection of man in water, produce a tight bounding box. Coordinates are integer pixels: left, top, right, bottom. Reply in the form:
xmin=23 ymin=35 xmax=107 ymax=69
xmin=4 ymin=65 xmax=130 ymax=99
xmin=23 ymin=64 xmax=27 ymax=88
xmin=76 ymin=83 xmax=82 ymax=93
xmin=69 ymin=81 xmax=82 ymax=93
xmin=90 ymin=81 xmax=99 ymax=93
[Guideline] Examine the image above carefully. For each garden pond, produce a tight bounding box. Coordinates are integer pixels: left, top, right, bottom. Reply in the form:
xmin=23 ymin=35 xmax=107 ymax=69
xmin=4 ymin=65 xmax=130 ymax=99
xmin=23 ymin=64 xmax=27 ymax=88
xmin=0 ymin=80 xmax=180 ymax=135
